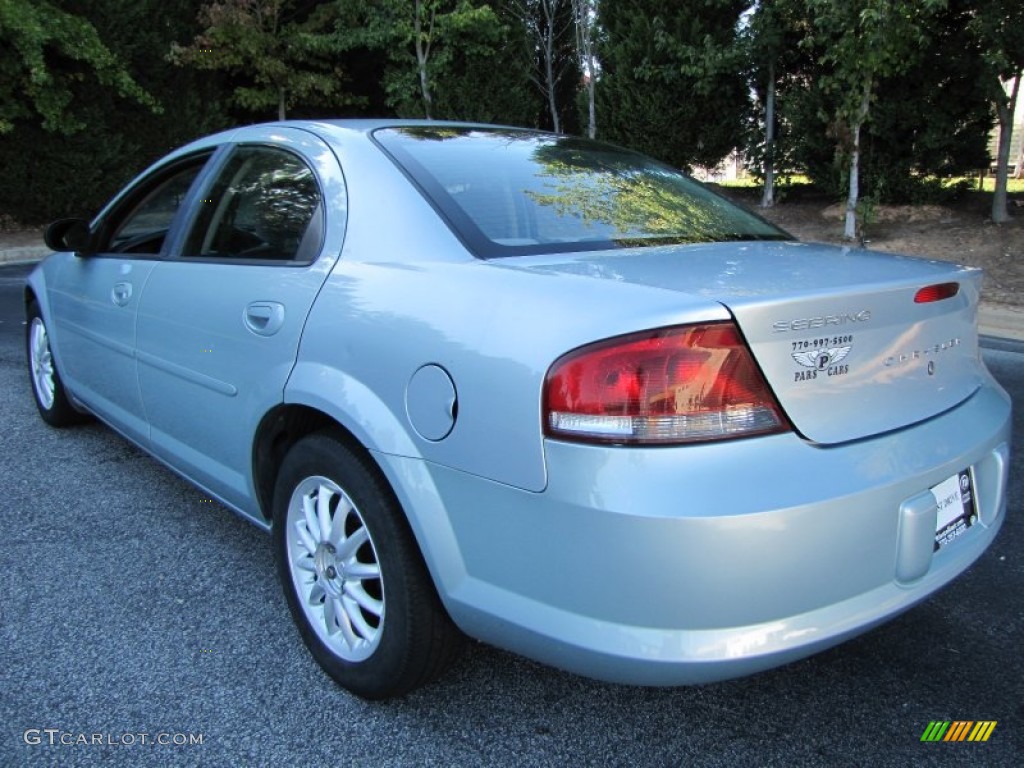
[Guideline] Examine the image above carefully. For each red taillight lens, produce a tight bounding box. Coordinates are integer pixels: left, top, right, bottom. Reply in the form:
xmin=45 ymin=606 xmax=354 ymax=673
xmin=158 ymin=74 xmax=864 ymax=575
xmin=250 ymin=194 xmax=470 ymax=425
xmin=914 ymin=282 xmax=959 ymax=303
xmin=543 ymin=323 xmax=788 ymax=444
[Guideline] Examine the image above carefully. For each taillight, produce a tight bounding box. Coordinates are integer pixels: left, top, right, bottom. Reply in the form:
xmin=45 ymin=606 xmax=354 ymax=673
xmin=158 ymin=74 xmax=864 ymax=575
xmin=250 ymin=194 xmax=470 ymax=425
xmin=543 ymin=323 xmax=788 ymax=445
xmin=914 ymin=282 xmax=959 ymax=303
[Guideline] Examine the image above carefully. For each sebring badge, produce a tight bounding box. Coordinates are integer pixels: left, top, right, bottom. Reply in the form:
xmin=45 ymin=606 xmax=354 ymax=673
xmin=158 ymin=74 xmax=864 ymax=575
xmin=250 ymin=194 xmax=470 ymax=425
xmin=773 ymin=310 xmax=871 ymax=333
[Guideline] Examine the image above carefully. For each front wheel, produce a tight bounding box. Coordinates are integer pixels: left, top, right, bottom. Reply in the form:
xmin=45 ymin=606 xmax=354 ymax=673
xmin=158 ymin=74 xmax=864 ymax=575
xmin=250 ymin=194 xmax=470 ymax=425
xmin=26 ymin=300 xmax=87 ymax=427
xmin=272 ymin=431 xmax=461 ymax=699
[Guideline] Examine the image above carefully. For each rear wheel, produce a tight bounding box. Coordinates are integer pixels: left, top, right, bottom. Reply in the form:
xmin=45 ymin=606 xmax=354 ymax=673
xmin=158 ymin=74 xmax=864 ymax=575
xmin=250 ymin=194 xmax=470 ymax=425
xmin=272 ymin=431 xmax=461 ymax=699
xmin=26 ymin=301 xmax=87 ymax=427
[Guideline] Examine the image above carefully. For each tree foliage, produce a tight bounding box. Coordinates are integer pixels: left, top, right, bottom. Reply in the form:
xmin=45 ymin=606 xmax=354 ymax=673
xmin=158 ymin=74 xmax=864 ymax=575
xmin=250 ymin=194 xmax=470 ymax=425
xmin=2 ymin=0 xmax=1022 ymax=227
xmin=0 ymin=0 xmax=156 ymax=134
xmin=169 ymin=0 xmax=354 ymax=121
xmin=312 ymin=0 xmax=536 ymax=123
xmin=742 ymin=0 xmax=811 ymax=206
xmin=968 ymin=0 xmax=1024 ymax=221
xmin=799 ymin=0 xmax=947 ymax=239
xmin=508 ymin=0 xmax=579 ymax=133
xmin=597 ymin=0 xmax=748 ymax=170
xmin=780 ymin=0 xmax=991 ymax=205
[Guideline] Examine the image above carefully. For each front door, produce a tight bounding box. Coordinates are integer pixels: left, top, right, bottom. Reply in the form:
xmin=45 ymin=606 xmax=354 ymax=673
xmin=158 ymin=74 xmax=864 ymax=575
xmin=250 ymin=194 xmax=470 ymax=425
xmin=50 ymin=158 xmax=210 ymax=443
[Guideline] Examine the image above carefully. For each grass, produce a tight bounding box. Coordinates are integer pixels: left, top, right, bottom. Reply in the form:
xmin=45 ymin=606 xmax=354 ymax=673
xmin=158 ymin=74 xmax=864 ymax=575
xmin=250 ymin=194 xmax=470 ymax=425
xmin=717 ymin=174 xmax=1024 ymax=195
xmin=717 ymin=174 xmax=813 ymax=190
xmin=975 ymin=176 xmax=1024 ymax=194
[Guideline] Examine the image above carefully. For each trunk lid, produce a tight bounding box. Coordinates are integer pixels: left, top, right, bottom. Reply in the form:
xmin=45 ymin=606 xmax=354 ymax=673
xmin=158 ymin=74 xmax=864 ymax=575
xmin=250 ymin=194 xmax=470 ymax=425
xmin=512 ymin=241 xmax=985 ymax=444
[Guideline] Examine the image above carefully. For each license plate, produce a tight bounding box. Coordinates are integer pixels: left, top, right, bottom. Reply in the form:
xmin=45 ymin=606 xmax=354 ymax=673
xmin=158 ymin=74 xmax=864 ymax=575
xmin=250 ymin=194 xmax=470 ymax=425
xmin=931 ymin=469 xmax=978 ymax=551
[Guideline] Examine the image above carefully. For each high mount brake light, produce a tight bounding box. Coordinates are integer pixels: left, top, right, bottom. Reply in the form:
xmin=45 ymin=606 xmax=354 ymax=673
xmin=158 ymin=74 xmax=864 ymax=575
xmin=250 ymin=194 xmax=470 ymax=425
xmin=543 ymin=323 xmax=788 ymax=445
xmin=914 ymin=282 xmax=960 ymax=304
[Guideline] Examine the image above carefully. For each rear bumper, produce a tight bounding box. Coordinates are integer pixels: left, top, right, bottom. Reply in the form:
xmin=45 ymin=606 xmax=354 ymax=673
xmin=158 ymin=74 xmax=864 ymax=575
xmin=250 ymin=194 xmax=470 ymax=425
xmin=380 ymin=381 xmax=1011 ymax=685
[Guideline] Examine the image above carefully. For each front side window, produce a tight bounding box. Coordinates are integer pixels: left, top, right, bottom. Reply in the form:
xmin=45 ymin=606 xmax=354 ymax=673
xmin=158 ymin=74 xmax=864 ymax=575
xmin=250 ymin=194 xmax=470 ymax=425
xmin=374 ymin=127 xmax=788 ymax=258
xmin=102 ymin=161 xmax=207 ymax=254
xmin=183 ymin=146 xmax=322 ymax=262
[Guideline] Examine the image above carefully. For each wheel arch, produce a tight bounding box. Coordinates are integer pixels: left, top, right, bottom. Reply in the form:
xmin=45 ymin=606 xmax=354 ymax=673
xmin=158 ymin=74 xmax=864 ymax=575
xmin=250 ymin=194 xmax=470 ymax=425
xmin=251 ymin=394 xmax=466 ymax=614
xmin=252 ymin=403 xmax=358 ymax=523
xmin=251 ymin=372 xmax=423 ymax=524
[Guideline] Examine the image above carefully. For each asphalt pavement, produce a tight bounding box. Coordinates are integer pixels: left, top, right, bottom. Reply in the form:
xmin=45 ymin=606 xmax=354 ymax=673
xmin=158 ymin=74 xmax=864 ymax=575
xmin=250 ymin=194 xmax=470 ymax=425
xmin=1 ymin=261 xmax=1021 ymax=767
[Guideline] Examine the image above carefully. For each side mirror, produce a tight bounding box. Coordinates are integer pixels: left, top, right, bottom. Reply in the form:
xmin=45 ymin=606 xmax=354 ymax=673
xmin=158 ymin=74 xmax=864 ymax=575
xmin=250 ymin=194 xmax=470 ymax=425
xmin=44 ymin=218 xmax=94 ymax=255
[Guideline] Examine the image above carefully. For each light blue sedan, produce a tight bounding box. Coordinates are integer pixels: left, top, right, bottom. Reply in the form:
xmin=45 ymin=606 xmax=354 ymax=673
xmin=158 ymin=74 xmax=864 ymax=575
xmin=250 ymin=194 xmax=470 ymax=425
xmin=25 ymin=121 xmax=1011 ymax=698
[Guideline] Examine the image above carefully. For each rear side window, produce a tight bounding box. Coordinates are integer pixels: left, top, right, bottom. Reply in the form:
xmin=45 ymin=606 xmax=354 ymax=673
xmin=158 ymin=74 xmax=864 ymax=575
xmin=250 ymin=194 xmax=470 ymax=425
xmin=183 ymin=146 xmax=323 ymax=262
xmin=373 ymin=127 xmax=787 ymax=258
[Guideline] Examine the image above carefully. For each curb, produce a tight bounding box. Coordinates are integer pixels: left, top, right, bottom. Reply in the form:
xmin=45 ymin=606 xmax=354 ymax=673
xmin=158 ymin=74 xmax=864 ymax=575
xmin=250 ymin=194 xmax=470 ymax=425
xmin=3 ymin=246 xmax=1023 ymax=342
xmin=0 ymin=245 xmax=48 ymax=264
xmin=977 ymin=303 xmax=1024 ymax=343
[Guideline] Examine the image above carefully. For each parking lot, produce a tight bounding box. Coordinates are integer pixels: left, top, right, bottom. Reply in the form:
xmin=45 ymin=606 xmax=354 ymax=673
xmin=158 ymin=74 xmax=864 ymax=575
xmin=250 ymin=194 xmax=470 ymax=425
xmin=1 ymin=261 xmax=1021 ymax=767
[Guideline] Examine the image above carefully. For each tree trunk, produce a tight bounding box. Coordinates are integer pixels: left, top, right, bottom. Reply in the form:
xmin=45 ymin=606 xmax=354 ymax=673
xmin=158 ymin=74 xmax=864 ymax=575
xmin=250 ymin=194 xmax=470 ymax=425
xmin=761 ymin=60 xmax=776 ymax=209
xmin=844 ymin=82 xmax=872 ymax=241
xmin=992 ymin=71 xmax=1021 ymax=224
xmin=586 ymin=75 xmax=596 ymax=139
xmin=542 ymin=1 xmax=561 ymax=133
xmin=573 ymin=0 xmax=596 ymax=139
xmin=414 ymin=0 xmax=434 ymax=120
xmin=278 ymin=86 xmax=286 ymax=121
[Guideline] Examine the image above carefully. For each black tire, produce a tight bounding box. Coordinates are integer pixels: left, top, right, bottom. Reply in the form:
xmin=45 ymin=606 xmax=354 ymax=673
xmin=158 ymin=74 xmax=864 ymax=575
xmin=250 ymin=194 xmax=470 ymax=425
xmin=272 ymin=430 xmax=462 ymax=699
xmin=26 ymin=300 xmax=88 ymax=427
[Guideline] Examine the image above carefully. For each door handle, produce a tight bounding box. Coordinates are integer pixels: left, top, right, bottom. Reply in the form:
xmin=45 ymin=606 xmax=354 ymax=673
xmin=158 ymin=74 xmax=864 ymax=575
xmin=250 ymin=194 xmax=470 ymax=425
xmin=243 ymin=301 xmax=285 ymax=336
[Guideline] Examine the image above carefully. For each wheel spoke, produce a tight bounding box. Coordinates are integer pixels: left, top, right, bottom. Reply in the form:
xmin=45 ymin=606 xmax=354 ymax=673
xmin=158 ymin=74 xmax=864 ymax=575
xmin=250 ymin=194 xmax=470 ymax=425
xmin=336 ymin=526 xmax=368 ymax=562
xmin=308 ymin=580 xmax=325 ymax=606
xmin=327 ymin=496 xmax=352 ymax=547
xmin=334 ymin=598 xmax=360 ymax=647
xmin=344 ymin=582 xmax=383 ymax=617
xmin=293 ymin=556 xmax=316 ymax=572
xmin=316 ymin=485 xmax=334 ymax=542
xmin=323 ymin=594 xmax=341 ymax=636
xmin=345 ymin=561 xmax=380 ymax=580
xmin=342 ymin=594 xmax=377 ymax=640
xmin=295 ymin=519 xmax=318 ymax=556
xmin=302 ymin=493 xmax=320 ymax=545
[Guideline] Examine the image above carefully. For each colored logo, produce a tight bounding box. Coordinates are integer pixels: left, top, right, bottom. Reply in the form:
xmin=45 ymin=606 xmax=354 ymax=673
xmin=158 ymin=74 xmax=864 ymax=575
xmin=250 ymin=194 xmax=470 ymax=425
xmin=792 ymin=346 xmax=852 ymax=370
xmin=920 ymin=721 xmax=997 ymax=742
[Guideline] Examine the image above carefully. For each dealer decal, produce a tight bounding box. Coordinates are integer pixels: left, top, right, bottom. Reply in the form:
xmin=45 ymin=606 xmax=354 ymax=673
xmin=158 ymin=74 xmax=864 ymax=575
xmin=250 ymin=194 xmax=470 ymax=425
xmin=790 ymin=335 xmax=853 ymax=382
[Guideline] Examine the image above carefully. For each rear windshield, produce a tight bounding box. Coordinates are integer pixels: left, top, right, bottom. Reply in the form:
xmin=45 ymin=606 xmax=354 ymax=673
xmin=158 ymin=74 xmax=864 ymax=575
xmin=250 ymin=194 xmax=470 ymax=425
xmin=373 ymin=127 xmax=788 ymax=258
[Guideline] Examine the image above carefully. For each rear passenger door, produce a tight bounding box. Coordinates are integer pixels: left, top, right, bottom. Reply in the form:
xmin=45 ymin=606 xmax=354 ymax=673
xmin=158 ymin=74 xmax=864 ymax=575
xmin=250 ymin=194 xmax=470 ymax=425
xmin=135 ymin=127 xmax=348 ymax=517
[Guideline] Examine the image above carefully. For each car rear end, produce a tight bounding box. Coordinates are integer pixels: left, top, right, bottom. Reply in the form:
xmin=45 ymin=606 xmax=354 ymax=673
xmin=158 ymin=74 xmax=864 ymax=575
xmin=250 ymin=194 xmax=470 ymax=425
xmin=356 ymin=124 xmax=1012 ymax=684
xmin=419 ymin=245 xmax=1009 ymax=685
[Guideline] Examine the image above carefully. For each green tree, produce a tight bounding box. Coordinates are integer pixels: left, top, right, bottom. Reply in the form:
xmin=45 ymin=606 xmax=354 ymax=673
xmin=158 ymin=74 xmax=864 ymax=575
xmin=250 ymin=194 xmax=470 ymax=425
xmin=784 ymin=0 xmax=991 ymax=207
xmin=968 ymin=0 xmax=1024 ymax=222
xmin=743 ymin=0 xmax=809 ymax=207
xmin=597 ymin=0 xmax=748 ymax=170
xmin=0 ymin=0 xmax=232 ymax=223
xmin=319 ymin=0 xmax=536 ymax=124
xmin=0 ymin=0 xmax=156 ymax=134
xmin=170 ymin=0 xmax=352 ymax=121
xmin=509 ymin=0 xmax=579 ymax=133
xmin=572 ymin=0 xmax=599 ymax=138
xmin=801 ymin=0 xmax=947 ymax=240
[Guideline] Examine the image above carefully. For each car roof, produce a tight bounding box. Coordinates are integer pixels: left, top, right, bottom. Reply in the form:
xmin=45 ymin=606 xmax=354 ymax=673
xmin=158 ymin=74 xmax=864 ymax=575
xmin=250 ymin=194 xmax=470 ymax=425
xmin=162 ymin=119 xmax=546 ymax=167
